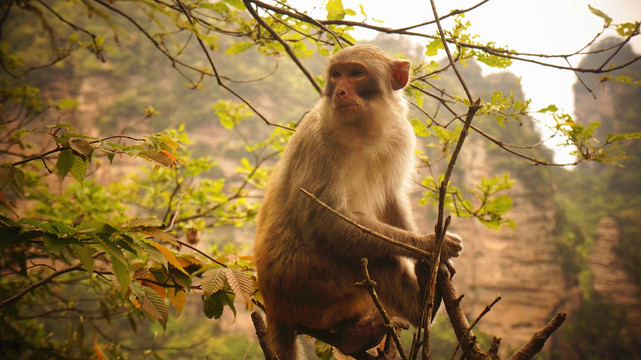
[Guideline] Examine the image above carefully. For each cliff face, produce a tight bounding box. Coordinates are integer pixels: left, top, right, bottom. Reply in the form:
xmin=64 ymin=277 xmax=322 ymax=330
xmin=589 ymin=218 xmax=641 ymax=339
xmin=447 ymin=135 xmax=571 ymax=356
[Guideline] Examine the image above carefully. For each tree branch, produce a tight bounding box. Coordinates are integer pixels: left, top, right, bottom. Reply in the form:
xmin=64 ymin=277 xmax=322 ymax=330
xmin=0 ymin=251 xmax=106 ymax=311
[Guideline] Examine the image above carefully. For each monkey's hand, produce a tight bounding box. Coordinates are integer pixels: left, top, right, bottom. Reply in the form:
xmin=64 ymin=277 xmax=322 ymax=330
xmin=423 ymin=232 xmax=463 ymax=260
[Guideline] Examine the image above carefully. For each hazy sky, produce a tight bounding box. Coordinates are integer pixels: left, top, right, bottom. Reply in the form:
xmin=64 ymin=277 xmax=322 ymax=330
xmin=290 ymin=0 xmax=641 ymax=162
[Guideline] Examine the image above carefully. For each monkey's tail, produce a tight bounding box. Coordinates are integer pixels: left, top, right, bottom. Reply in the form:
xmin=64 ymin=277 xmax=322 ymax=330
xmin=270 ymin=322 xmax=300 ymax=360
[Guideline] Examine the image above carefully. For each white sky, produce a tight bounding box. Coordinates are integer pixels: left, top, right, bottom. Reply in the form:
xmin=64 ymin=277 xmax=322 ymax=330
xmin=289 ymin=0 xmax=641 ymax=163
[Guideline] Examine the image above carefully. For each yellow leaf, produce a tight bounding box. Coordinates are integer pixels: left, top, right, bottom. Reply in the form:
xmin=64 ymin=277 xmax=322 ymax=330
xmin=170 ymin=289 xmax=187 ymax=316
xmin=145 ymin=239 xmax=190 ymax=276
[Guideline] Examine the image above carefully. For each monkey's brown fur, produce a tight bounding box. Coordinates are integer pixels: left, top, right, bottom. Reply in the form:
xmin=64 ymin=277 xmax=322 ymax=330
xmin=254 ymin=45 xmax=463 ymax=359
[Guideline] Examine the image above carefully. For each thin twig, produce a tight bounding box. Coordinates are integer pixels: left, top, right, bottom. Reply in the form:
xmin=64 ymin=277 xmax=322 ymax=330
xmin=242 ymin=0 xmax=322 ymax=93
xmin=449 ymin=295 xmax=501 ymax=360
xmin=299 ymin=188 xmax=432 ymax=259
xmin=0 ymin=251 xmax=106 ymax=311
xmin=356 ymin=258 xmax=407 ymax=360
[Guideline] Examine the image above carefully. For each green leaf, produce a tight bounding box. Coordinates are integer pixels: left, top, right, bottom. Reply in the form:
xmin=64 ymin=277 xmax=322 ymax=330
xmin=111 ymin=256 xmax=131 ymax=294
xmin=409 ymin=118 xmax=431 ymax=137
xmin=223 ymin=0 xmax=245 ymax=10
xmin=0 ymin=164 xmax=15 ymax=190
xmin=56 ymin=149 xmax=74 ymax=179
xmin=203 ymin=291 xmax=236 ymax=320
xmin=71 ymin=155 xmax=88 ymax=185
xmin=225 ymin=41 xmax=254 ymax=55
xmin=141 ymin=227 xmax=179 ymax=246
xmin=69 ymin=139 xmax=94 ymax=160
xmin=72 ymin=244 xmax=94 ymax=276
xmin=57 ymin=98 xmax=78 ymax=110
xmin=224 ymin=267 xmax=254 ymax=305
xmin=537 ymin=104 xmax=559 ymax=113
xmin=326 ymin=0 xmax=346 ymax=20
xmin=425 ymin=38 xmax=444 ymax=57
xmin=588 ymin=5 xmax=612 ymax=26
xmin=122 ymin=217 xmax=165 ymax=229
xmin=201 ymin=267 xmax=226 ymax=297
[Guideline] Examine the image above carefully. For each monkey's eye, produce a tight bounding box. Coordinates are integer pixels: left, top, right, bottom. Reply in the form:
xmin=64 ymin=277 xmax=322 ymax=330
xmin=350 ymin=68 xmax=363 ymax=77
xmin=330 ymin=70 xmax=341 ymax=78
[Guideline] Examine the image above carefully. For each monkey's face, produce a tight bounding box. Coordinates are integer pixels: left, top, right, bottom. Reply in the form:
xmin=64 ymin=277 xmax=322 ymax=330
xmin=326 ymin=61 xmax=382 ymax=120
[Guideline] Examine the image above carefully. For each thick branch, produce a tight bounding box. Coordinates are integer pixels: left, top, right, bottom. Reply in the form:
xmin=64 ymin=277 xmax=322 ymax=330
xmin=508 ymin=313 xmax=567 ymax=360
xmin=437 ymin=270 xmax=488 ymax=360
xmin=251 ymin=311 xmax=279 ymax=360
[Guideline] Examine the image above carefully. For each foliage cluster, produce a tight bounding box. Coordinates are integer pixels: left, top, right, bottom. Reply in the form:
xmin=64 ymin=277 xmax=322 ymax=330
xmin=1 ymin=0 xmax=640 ymax=359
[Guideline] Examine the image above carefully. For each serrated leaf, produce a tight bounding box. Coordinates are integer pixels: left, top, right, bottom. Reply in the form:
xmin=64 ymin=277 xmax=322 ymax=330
xmin=55 ymin=149 xmax=74 ymax=179
xmin=71 ymin=155 xmax=88 ymax=185
xmin=201 ymin=267 xmax=226 ymax=297
xmin=123 ymin=217 xmax=165 ymax=229
xmin=145 ymin=239 xmax=190 ymax=276
xmin=69 ymin=139 xmax=94 ymax=160
xmin=96 ymin=237 xmax=128 ymax=267
xmin=72 ymin=244 xmax=94 ymax=276
xmin=224 ymin=267 xmax=254 ymax=305
xmin=141 ymin=227 xmax=179 ymax=246
xmin=140 ymin=149 xmax=174 ymax=167
xmin=0 ymin=165 xmax=15 ymax=189
xmin=8 ymin=167 xmax=24 ymax=196
xmin=131 ymin=282 xmax=168 ymax=328
xmin=111 ymin=256 xmax=131 ymax=294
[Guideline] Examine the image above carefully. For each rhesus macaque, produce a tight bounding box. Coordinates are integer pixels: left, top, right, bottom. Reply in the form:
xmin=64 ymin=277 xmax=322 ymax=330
xmin=254 ymin=45 xmax=463 ymax=359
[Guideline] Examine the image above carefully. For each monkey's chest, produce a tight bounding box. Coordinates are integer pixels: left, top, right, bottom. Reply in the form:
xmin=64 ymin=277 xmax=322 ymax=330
xmin=340 ymin=163 xmax=395 ymax=215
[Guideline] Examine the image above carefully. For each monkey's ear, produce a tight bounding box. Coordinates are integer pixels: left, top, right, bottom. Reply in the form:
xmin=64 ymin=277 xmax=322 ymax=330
xmin=391 ymin=60 xmax=411 ymax=90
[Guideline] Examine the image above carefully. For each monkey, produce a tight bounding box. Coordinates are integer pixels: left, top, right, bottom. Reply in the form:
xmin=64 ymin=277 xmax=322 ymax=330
xmin=254 ymin=44 xmax=463 ymax=359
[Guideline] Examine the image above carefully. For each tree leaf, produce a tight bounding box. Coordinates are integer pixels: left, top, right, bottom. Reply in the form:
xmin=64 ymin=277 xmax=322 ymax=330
xmin=223 ymin=0 xmax=245 ymax=10
xmin=141 ymin=227 xmax=179 ymax=246
xmin=111 ymin=256 xmax=131 ymax=294
xmin=170 ymin=288 xmax=187 ymax=316
xmin=131 ymin=282 xmax=168 ymax=328
xmin=225 ymin=41 xmax=254 ymax=55
xmin=69 ymin=139 xmax=94 ymax=160
xmin=326 ymin=0 xmax=346 ymax=20
xmin=425 ymin=38 xmax=444 ymax=57
xmin=71 ymin=155 xmax=88 ymax=185
xmin=588 ymin=5 xmax=612 ymax=26
xmin=122 ymin=217 xmax=165 ymax=229
xmin=224 ymin=267 xmax=254 ymax=305
xmin=203 ymin=291 xmax=235 ymax=320
xmin=145 ymin=239 xmax=190 ymax=276
xmin=139 ymin=150 xmax=174 ymax=167
xmin=0 ymin=164 xmax=15 ymax=190
xmin=56 ymin=149 xmax=74 ymax=179
xmin=72 ymin=244 xmax=94 ymax=276
xmin=201 ymin=267 xmax=226 ymax=297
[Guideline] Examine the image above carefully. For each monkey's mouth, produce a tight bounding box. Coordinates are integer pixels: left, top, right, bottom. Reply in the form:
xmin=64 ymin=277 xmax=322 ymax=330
xmin=336 ymin=104 xmax=359 ymax=109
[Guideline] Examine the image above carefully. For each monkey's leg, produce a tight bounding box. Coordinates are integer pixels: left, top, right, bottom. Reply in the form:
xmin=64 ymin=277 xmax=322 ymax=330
xmin=269 ymin=322 xmax=299 ymax=360
xmin=368 ymin=257 xmax=424 ymax=326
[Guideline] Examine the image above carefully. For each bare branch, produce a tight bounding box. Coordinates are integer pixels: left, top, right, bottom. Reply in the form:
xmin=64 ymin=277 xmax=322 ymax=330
xmin=251 ymin=311 xmax=280 ymax=360
xmin=0 ymin=251 xmax=106 ymax=311
xmin=299 ymin=188 xmax=433 ymax=259
xmin=508 ymin=313 xmax=567 ymax=360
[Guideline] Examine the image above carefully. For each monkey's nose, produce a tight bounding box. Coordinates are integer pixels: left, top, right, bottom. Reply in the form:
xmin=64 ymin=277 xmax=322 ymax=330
xmin=337 ymin=89 xmax=346 ymax=96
